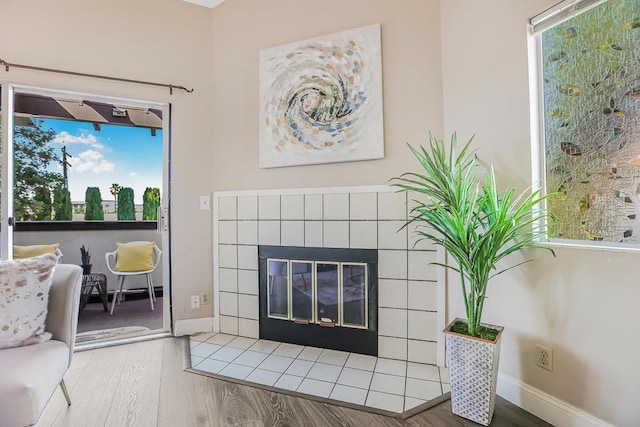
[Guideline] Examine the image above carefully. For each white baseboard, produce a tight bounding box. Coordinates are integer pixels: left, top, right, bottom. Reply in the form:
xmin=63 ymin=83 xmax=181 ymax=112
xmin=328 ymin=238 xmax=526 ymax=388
xmin=174 ymin=317 xmax=214 ymax=337
xmin=497 ymin=373 xmax=614 ymax=427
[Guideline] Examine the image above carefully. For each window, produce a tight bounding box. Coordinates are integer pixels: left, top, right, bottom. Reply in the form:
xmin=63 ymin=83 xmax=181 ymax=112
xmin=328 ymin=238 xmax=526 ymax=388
xmin=532 ymin=0 xmax=640 ymax=249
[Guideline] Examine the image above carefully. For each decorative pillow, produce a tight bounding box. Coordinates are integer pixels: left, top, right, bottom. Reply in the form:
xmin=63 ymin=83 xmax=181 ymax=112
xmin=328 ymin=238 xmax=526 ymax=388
xmin=115 ymin=242 xmax=155 ymax=272
xmin=13 ymin=244 xmax=60 ymax=259
xmin=0 ymin=253 xmax=58 ymax=349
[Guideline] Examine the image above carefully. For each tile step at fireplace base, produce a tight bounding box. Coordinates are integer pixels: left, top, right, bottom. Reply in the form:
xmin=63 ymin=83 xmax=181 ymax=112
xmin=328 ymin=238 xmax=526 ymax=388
xmin=188 ymin=332 xmax=450 ymax=416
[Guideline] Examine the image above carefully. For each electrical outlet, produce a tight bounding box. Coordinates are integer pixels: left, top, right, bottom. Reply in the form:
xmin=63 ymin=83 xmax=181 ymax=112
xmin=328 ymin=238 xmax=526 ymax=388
xmin=190 ymin=295 xmax=201 ymax=309
xmin=536 ymin=344 xmax=553 ymax=371
xmin=201 ymin=292 xmax=210 ymax=305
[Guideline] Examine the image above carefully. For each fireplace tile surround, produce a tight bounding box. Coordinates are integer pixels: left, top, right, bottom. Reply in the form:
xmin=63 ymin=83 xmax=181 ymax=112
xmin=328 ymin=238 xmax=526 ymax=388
xmin=214 ymin=186 xmax=444 ymax=366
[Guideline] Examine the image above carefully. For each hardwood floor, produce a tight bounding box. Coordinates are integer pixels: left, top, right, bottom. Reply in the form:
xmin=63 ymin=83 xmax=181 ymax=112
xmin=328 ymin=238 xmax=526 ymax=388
xmin=37 ymin=338 xmax=552 ymax=427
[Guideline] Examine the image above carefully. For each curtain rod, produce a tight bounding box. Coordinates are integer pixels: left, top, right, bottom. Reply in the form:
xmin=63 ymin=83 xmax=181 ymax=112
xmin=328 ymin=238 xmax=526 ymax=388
xmin=0 ymin=57 xmax=194 ymax=95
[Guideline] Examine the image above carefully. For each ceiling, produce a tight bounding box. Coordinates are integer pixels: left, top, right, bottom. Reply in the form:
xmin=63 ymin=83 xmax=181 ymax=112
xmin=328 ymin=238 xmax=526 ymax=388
xmin=182 ymin=0 xmax=228 ymax=7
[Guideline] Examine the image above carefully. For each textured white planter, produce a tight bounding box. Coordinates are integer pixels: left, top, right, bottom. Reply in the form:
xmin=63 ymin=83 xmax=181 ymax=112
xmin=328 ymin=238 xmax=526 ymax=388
xmin=444 ymin=318 xmax=504 ymax=426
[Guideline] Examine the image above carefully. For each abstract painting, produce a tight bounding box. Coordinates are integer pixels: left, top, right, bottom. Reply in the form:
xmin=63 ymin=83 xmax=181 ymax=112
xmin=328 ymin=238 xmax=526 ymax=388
xmin=259 ymin=24 xmax=384 ymax=168
xmin=541 ymin=0 xmax=640 ymax=247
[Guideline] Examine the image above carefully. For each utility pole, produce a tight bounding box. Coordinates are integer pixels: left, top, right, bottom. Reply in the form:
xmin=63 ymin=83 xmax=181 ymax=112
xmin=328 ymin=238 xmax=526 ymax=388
xmin=60 ymin=145 xmax=72 ymax=188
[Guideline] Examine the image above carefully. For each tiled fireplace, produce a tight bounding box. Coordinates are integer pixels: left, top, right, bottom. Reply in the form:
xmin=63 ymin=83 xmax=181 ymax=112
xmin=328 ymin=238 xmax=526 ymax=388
xmin=214 ymin=186 xmax=444 ymax=365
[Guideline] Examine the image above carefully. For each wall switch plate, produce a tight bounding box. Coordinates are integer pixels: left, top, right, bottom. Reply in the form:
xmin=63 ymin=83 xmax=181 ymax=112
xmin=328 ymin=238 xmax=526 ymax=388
xmin=201 ymin=292 xmax=210 ymax=305
xmin=191 ymin=295 xmax=201 ymax=309
xmin=536 ymin=344 xmax=553 ymax=371
xmin=200 ymin=195 xmax=210 ymax=210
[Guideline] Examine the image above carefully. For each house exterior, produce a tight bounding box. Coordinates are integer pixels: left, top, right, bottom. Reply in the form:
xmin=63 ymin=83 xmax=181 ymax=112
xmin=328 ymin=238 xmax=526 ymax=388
xmin=0 ymin=0 xmax=633 ymax=426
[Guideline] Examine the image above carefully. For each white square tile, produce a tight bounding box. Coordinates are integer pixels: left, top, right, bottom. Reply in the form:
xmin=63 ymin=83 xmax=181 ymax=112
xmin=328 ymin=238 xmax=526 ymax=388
xmin=274 ymin=374 xmax=304 ymax=391
xmin=317 ymin=349 xmax=349 ymax=366
xmin=233 ymin=350 xmax=269 ymax=368
xmin=238 ymin=318 xmax=259 ymax=338
xmin=218 ymin=197 xmax=236 ymax=220
xmin=219 ymin=316 xmax=238 ymax=335
xmin=408 ymin=340 xmax=437 ymax=364
xmin=259 ymin=195 xmax=281 ymax=219
xmin=378 ymin=279 xmax=407 ymax=309
xmin=218 ymin=220 xmax=237 ymax=244
xmin=378 ymin=221 xmax=407 ymax=250
xmin=219 ymin=292 xmax=238 ymax=317
xmin=249 ymin=340 xmax=280 ymax=354
xmin=190 ymin=355 xmax=205 ymax=367
xmin=258 ymin=355 xmax=295 ymax=373
xmin=307 ymin=362 xmax=342 ymax=382
xmin=227 ymin=336 xmax=257 ymax=350
xmin=195 ymin=358 xmax=228 ymax=374
xmin=370 ymin=372 xmax=406 ymax=395
xmin=407 ymin=362 xmax=440 ymax=382
xmin=330 ymin=384 xmax=368 ymax=405
xmin=191 ymin=332 xmax=216 ymax=342
xmin=378 ymin=336 xmax=407 ymax=360
xmin=350 ymin=193 xmax=377 ymax=220
xmin=246 ymin=368 xmax=281 ymax=386
xmin=210 ymin=346 xmax=244 ymax=362
xmin=238 ymin=270 xmax=259 ymax=295
xmin=379 ymin=308 xmax=408 ymax=338
xmin=281 ymin=195 xmax=304 ymax=220
xmin=238 ymin=196 xmax=258 ymax=220
xmin=349 ymin=221 xmax=377 ymax=249
xmin=375 ymin=358 xmax=407 ymax=376
xmin=408 ymin=311 xmax=437 ymax=341
xmin=408 ymin=223 xmax=435 ymax=250
xmin=305 ymin=221 xmax=323 ymax=247
xmin=218 ymin=244 xmax=237 ymax=269
xmin=365 ymin=390 xmax=404 ymax=413
xmin=405 ymin=378 xmax=442 ymax=400
xmin=408 ymin=251 xmax=437 ymax=280
xmin=323 ymin=194 xmax=349 ymax=220
xmin=238 ymin=294 xmax=259 ymax=320
xmin=405 ymin=397 xmax=427 ymax=411
xmin=298 ymin=346 xmax=323 ymax=362
xmin=237 ymin=245 xmax=258 ymax=270
xmin=281 ymin=221 xmax=304 ymax=246
xmin=442 ymin=383 xmax=450 ymax=393
xmin=378 ymin=250 xmax=407 ymax=279
xmin=337 ymin=367 xmax=373 ymax=389
xmin=190 ymin=343 xmax=222 ymax=358
xmin=273 ymin=343 xmax=304 ymax=358
xmin=305 ymin=194 xmax=323 ymax=220
xmin=378 ymin=192 xmax=407 ymax=220
xmin=323 ymin=221 xmax=349 ymax=248
xmin=259 ymin=221 xmax=281 ymax=245
xmin=206 ymin=333 xmax=236 ymax=346
xmin=439 ymin=367 xmax=450 ymax=384
xmin=219 ymin=268 xmax=238 ymax=293
xmin=285 ymin=359 xmax=314 ymax=377
xmin=190 ymin=340 xmax=201 ymax=350
xmin=297 ymin=378 xmax=335 ymax=398
xmin=345 ymin=353 xmax=377 ymax=371
xmin=237 ymin=221 xmax=258 ymax=245
xmin=408 ymin=280 xmax=437 ymax=311
xmin=219 ymin=363 xmax=253 ymax=380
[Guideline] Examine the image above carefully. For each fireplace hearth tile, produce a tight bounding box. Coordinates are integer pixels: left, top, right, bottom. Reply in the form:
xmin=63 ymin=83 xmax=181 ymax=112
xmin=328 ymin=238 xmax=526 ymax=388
xmin=404 ymin=397 xmax=427 ymax=412
xmin=273 ymin=343 xmax=304 ymax=359
xmin=218 ymin=316 xmax=238 ymax=335
xmin=219 ymin=268 xmax=238 ymax=293
xmin=227 ymin=336 xmax=258 ymax=350
xmin=365 ymin=390 xmax=404 ymax=413
xmin=439 ymin=367 xmax=450 ymax=384
xmin=306 ymin=362 xmax=342 ymax=383
xmin=297 ymin=378 xmax=335 ymax=398
xmin=248 ymin=339 xmax=280 ymax=354
xmin=407 ymin=362 xmax=440 ymax=382
xmin=274 ymin=374 xmax=304 ymax=391
xmin=407 ymin=280 xmax=437 ymax=311
xmin=285 ymin=359 xmax=314 ymax=377
xmin=238 ymin=270 xmax=259 ymax=295
xmin=378 ymin=250 xmax=408 ymax=280
xmin=191 ymin=332 xmax=217 ymax=342
xmin=238 ymin=319 xmax=259 ymax=338
xmin=407 ymin=340 xmax=437 ymax=364
xmin=370 ymin=372 xmax=406 ymax=396
xmin=316 ymin=349 xmax=349 ymax=366
xmin=408 ymin=311 xmax=437 ymax=341
xmin=233 ymin=350 xmax=269 ymax=368
xmin=206 ymin=333 xmax=238 ymax=346
xmin=190 ymin=343 xmax=222 ymax=358
xmin=345 ymin=353 xmax=377 ymax=372
xmin=219 ymin=363 xmax=254 ymax=380
xmin=442 ymin=383 xmax=450 ymax=393
xmin=219 ymin=292 xmax=238 ymax=317
xmin=237 ymin=245 xmax=258 ymax=270
xmin=258 ymin=354 xmax=295 ymax=373
xmin=405 ymin=378 xmax=443 ymax=401
xmin=191 ymin=355 xmax=205 ymax=366
xmin=379 ymin=279 xmax=408 ymax=309
xmin=337 ymin=367 xmax=373 ymax=389
xmin=195 ymin=358 xmax=229 ymax=374
xmin=378 ymin=336 xmax=407 ymax=360
xmin=330 ymin=384 xmax=368 ymax=406
xmin=209 ymin=346 xmax=244 ymax=362
xmin=374 ymin=358 xmax=407 ymax=377
xmin=297 ymin=346 xmax=323 ymax=362
xmin=245 ymin=368 xmax=281 ymax=386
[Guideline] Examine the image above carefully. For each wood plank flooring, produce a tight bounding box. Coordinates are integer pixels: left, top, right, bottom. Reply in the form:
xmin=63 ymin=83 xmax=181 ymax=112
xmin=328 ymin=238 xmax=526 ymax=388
xmin=36 ymin=338 xmax=552 ymax=427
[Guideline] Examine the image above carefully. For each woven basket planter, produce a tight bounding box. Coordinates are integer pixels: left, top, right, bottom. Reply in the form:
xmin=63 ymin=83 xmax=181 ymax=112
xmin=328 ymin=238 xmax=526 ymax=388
xmin=444 ymin=318 xmax=504 ymax=426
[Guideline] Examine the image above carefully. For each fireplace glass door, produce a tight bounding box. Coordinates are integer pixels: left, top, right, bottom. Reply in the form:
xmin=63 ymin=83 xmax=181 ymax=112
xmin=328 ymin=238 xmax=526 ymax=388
xmin=316 ymin=262 xmax=340 ymax=324
xmin=267 ymin=259 xmax=289 ymax=320
xmin=291 ymin=261 xmax=313 ymax=322
xmin=341 ymin=263 xmax=367 ymax=328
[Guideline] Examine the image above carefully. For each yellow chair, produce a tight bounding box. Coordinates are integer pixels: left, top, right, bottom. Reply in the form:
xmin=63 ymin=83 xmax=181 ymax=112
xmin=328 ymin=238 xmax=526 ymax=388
xmin=105 ymin=241 xmax=161 ymax=315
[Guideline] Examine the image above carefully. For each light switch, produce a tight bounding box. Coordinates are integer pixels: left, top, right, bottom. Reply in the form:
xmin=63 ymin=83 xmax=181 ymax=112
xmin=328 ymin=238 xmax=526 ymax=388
xmin=200 ymin=195 xmax=210 ymax=210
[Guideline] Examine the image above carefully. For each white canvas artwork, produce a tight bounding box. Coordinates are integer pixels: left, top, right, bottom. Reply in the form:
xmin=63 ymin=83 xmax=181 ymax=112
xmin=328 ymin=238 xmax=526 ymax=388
xmin=259 ymin=24 xmax=384 ymax=168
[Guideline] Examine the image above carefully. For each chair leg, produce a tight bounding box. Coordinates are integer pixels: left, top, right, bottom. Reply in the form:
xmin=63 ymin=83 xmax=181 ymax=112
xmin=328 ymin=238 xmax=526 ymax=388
xmin=60 ymin=379 xmax=71 ymax=406
xmin=149 ymin=274 xmax=157 ymax=302
xmin=110 ymin=276 xmax=125 ymax=315
xmin=147 ymin=274 xmax=155 ymax=311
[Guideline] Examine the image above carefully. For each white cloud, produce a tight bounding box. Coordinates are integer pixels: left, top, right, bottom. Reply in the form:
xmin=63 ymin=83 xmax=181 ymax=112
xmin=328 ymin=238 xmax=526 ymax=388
xmin=129 ymin=172 xmax=138 ymax=177
xmin=53 ymin=130 xmax=103 ymax=148
xmin=68 ymin=149 xmax=115 ymax=173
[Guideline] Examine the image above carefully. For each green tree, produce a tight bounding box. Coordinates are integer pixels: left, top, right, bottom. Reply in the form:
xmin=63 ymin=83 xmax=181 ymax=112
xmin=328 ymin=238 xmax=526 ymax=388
xmin=117 ymin=187 xmax=136 ymax=220
xmin=84 ymin=187 xmax=104 ymax=220
xmin=142 ymin=187 xmax=161 ymax=220
xmin=13 ymin=121 xmax=64 ymax=221
xmin=53 ymin=186 xmax=73 ymax=220
xmin=109 ymin=183 xmax=121 ymax=213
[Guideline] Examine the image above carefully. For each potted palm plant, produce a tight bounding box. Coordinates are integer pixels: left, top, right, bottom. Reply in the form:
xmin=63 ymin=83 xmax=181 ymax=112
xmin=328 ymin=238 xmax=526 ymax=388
xmin=392 ymin=132 xmax=554 ymax=426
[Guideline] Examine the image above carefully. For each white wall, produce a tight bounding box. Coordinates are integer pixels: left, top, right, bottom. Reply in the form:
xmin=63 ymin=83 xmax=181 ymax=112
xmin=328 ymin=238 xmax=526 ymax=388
xmin=441 ymin=1 xmax=638 ymax=426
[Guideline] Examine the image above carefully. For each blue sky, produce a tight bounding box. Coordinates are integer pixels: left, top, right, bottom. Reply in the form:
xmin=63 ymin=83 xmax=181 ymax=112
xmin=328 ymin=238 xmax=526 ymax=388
xmin=43 ymin=119 xmax=163 ymax=204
